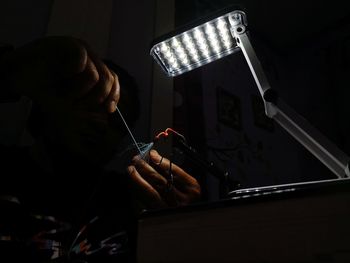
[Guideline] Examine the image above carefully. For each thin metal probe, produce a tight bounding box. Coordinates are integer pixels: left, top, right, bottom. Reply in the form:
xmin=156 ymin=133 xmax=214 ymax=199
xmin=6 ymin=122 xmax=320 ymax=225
xmin=115 ymin=106 xmax=142 ymax=156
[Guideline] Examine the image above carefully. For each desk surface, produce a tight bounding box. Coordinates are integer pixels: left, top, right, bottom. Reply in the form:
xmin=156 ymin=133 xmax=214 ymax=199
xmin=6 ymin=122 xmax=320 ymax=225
xmin=140 ymin=178 xmax=350 ymax=219
xmin=137 ymin=178 xmax=350 ymax=262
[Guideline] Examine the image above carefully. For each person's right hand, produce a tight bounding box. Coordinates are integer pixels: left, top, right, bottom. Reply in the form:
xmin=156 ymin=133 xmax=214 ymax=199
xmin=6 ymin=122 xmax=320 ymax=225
xmin=128 ymin=150 xmax=201 ymax=209
xmin=2 ymin=36 xmax=120 ymax=114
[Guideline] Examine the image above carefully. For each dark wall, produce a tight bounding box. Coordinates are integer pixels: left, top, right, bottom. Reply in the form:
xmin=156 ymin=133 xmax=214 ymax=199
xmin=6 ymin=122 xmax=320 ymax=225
xmin=0 ymin=0 xmax=53 ymax=46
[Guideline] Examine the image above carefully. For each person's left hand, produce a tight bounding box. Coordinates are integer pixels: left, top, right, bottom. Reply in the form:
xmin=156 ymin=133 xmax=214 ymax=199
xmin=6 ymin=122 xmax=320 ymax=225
xmin=2 ymin=36 xmax=120 ymax=114
xmin=127 ymin=150 xmax=201 ymax=209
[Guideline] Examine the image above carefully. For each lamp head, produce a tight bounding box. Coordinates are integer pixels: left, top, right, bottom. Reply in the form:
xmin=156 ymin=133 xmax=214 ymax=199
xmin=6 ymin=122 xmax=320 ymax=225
xmin=150 ymin=7 xmax=247 ymax=77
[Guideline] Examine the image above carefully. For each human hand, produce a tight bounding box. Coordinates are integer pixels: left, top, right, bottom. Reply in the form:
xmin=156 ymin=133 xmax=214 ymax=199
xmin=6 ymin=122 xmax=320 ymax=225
xmin=2 ymin=36 xmax=119 ymax=113
xmin=127 ymin=149 xmax=201 ymax=209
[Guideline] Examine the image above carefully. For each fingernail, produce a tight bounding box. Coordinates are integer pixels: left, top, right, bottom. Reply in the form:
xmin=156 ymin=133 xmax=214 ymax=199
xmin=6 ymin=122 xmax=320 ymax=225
xmin=150 ymin=150 xmax=160 ymax=161
xmin=150 ymin=149 xmax=158 ymax=155
xmin=127 ymin=166 xmax=134 ymax=174
xmin=132 ymin=155 xmax=142 ymax=163
xmin=109 ymin=100 xmax=116 ymax=113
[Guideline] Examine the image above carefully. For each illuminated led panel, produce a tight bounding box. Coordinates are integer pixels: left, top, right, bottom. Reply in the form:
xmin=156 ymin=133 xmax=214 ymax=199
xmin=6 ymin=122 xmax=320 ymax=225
xmin=150 ymin=11 xmax=242 ymax=77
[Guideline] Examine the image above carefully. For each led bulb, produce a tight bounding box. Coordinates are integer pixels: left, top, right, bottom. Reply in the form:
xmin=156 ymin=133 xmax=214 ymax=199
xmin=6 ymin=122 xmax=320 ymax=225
xmin=160 ymin=43 xmax=169 ymax=53
xmin=150 ymin=9 xmax=245 ymax=76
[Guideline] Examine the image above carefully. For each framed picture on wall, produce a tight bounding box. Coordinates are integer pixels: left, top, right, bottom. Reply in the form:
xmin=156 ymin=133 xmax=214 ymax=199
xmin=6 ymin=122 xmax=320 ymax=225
xmin=216 ymin=87 xmax=242 ymax=130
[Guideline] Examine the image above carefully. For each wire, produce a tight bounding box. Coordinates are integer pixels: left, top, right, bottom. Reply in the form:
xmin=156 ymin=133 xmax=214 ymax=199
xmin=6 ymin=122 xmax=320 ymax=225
xmin=154 ymin=128 xmax=186 ymax=142
xmin=167 ymin=160 xmax=174 ymax=191
xmin=68 ymin=216 xmax=99 ymax=261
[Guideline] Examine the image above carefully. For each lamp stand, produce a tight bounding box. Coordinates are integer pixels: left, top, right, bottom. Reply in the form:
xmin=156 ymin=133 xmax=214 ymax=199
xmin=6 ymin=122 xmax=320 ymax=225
xmin=229 ymin=11 xmax=350 ymax=179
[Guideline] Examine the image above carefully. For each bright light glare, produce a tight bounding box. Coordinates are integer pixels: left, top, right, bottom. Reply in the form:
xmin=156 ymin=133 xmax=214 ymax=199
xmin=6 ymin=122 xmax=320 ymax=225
xmin=150 ymin=10 xmax=242 ymax=77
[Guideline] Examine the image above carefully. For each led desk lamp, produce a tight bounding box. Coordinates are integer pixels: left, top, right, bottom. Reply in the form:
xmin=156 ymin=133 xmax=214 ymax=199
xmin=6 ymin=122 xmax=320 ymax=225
xmin=150 ymin=7 xmax=350 ymax=179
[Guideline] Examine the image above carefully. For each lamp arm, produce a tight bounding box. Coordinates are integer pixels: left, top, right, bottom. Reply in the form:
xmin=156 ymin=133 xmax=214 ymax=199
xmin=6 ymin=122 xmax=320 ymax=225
xmin=268 ymin=100 xmax=350 ymax=179
xmin=231 ymin=26 xmax=350 ymax=179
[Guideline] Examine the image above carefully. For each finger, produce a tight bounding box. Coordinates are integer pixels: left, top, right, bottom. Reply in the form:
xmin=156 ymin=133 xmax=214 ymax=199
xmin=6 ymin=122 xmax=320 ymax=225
xmin=14 ymin=36 xmax=88 ymax=77
xmin=149 ymin=150 xmax=201 ymax=198
xmin=49 ymin=37 xmax=88 ymax=77
xmin=132 ymin=156 xmax=168 ymax=190
xmin=127 ymin=165 xmax=166 ymax=208
xmin=79 ymin=61 xmax=114 ymax=108
xmin=5 ymin=37 xmax=89 ymax=99
xmin=169 ymin=188 xmax=191 ymax=205
xmin=80 ymin=44 xmax=116 ymax=106
xmin=149 ymin=150 xmax=198 ymax=185
xmin=104 ymin=71 xmax=120 ymax=113
xmin=64 ymin=56 xmax=99 ymax=100
xmin=130 ymin=161 xmax=186 ymax=207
